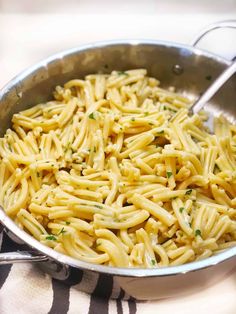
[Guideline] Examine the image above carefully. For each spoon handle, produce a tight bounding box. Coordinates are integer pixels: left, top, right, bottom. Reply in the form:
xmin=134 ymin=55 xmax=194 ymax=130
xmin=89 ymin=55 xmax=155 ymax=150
xmin=191 ymin=60 xmax=236 ymax=114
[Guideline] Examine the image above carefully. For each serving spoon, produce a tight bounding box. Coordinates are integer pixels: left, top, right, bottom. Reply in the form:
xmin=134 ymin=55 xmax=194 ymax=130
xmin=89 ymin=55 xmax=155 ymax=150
xmin=191 ymin=60 xmax=236 ymax=114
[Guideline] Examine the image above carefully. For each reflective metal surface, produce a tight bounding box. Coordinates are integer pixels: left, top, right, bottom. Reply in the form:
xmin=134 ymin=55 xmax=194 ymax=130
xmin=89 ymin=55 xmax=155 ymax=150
xmin=0 ymin=250 xmax=47 ymax=265
xmin=191 ymin=60 xmax=236 ymax=113
xmin=0 ymin=27 xmax=236 ymax=299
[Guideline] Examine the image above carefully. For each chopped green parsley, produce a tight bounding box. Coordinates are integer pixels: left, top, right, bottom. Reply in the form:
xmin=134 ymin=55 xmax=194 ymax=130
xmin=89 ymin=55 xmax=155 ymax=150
xmin=94 ymin=204 xmax=103 ymax=209
xmin=46 ymin=235 xmax=57 ymax=241
xmin=57 ymin=227 xmax=66 ymax=236
xmin=195 ymin=229 xmax=201 ymax=237
xmin=88 ymin=112 xmax=96 ymax=120
xmin=185 ymin=189 xmax=192 ymax=195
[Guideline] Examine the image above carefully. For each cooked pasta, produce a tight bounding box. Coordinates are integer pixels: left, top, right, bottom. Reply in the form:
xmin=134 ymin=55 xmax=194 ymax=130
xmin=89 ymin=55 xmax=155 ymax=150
xmin=1 ymin=69 xmax=236 ymax=268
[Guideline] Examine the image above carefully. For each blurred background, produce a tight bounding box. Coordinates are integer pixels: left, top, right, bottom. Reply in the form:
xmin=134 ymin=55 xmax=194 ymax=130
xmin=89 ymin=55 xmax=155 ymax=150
xmin=0 ymin=0 xmax=236 ymax=87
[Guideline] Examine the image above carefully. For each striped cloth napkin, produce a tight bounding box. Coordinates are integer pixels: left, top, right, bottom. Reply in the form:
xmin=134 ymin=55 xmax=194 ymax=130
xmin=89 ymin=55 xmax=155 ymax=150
xmin=0 ymin=230 xmax=236 ymax=314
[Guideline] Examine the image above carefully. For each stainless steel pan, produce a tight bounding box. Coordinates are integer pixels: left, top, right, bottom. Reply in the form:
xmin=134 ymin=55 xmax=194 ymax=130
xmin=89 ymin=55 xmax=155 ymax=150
xmin=0 ymin=20 xmax=236 ymax=300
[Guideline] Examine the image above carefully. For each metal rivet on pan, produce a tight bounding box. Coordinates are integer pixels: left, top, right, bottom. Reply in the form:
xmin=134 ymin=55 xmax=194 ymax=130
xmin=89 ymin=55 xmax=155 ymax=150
xmin=172 ymin=64 xmax=184 ymax=75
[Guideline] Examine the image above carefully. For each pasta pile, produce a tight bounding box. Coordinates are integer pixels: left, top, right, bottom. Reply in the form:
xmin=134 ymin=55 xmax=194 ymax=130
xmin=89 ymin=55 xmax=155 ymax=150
xmin=0 ymin=69 xmax=236 ymax=268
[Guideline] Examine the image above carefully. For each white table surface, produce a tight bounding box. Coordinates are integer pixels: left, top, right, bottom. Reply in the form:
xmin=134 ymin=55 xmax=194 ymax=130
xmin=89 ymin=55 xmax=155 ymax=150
xmin=0 ymin=3 xmax=236 ymax=313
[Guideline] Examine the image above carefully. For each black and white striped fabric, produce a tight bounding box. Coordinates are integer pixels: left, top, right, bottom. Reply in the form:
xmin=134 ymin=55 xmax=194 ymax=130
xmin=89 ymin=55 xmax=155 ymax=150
xmin=1 ymin=230 xmax=236 ymax=314
xmin=0 ymin=231 xmax=139 ymax=314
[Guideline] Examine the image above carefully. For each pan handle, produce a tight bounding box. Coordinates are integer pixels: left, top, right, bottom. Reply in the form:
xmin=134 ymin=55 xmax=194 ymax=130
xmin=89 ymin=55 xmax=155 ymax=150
xmin=0 ymin=251 xmax=48 ymax=265
xmin=0 ymin=220 xmax=48 ymax=264
xmin=191 ymin=20 xmax=236 ymax=48
xmin=0 ymin=249 xmax=69 ymax=280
